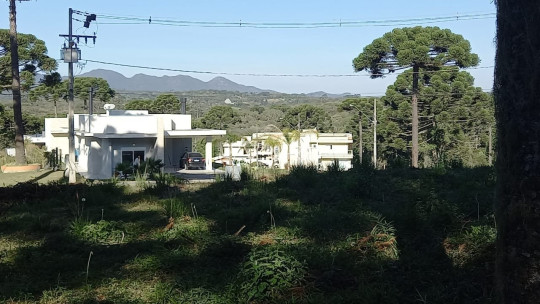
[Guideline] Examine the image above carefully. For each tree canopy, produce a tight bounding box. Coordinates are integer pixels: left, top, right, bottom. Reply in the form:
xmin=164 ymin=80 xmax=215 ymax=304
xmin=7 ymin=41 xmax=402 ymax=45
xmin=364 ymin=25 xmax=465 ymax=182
xmin=0 ymin=29 xmax=57 ymax=91
xmin=353 ymin=26 xmax=479 ymax=168
xmin=281 ymin=104 xmax=331 ymax=132
xmin=150 ymin=94 xmax=180 ymax=114
xmin=29 ymin=72 xmax=64 ymax=117
xmin=123 ymin=94 xmax=180 ymax=114
xmin=200 ymin=105 xmax=240 ymax=129
xmin=352 ymin=26 xmax=479 ymax=76
xmin=73 ymin=77 xmax=115 ymax=109
xmin=380 ymin=68 xmax=493 ymax=167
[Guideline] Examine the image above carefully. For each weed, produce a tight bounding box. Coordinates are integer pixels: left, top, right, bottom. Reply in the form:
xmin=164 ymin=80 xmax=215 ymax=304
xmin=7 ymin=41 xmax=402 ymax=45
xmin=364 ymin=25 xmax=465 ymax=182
xmin=69 ymin=219 xmax=126 ymax=244
xmin=161 ymin=198 xmax=189 ymax=219
xmin=236 ymin=247 xmax=307 ymax=302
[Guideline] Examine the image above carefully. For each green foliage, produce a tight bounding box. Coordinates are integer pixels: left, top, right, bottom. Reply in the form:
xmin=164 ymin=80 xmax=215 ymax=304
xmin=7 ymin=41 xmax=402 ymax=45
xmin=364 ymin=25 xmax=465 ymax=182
xmin=0 ymin=107 xmax=44 ymax=149
xmin=151 ymin=93 xmax=180 ymax=114
xmin=0 ymin=30 xmax=57 ymax=90
xmin=123 ymin=93 xmax=180 ymax=114
xmin=0 ymin=165 xmax=496 ymax=303
xmin=161 ymin=197 xmax=189 ymax=218
xmin=73 ymin=77 xmax=115 ymax=109
xmin=236 ymin=248 xmax=307 ymax=302
xmin=281 ymin=104 xmax=332 ymax=132
xmin=28 ymin=72 xmax=64 ymax=117
xmin=353 ymin=26 xmax=481 ymax=168
xmin=380 ymin=69 xmax=494 ymax=167
xmin=124 ymin=99 xmax=154 ymax=111
xmin=140 ymin=157 xmax=164 ymax=175
xmin=353 ymin=26 xmax=479 ymax=76
xmin=200 ymin=105 xmax=241 ymax=129
xmin=114 ymin=162 xmax=133 ymax=178
xmin=69 ymin=219 xmax=125 ymax=244
xmin=24 ymin=140 xmax=46 ymax=166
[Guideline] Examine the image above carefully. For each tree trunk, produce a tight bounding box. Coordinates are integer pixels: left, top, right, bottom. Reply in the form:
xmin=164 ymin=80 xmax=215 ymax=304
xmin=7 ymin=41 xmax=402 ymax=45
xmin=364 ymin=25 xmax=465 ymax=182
xmin=488 ymin=124 xmax=493 ymax=166
xmin=494 ymin=1 xmax=540 ymax=303
xmin=358 ymin=111 xmax=363 ymax=165
xmin=411 ymin=64 xmax=419 ymax=168
xmin=9 ymin=0 xmax=26 ymax=165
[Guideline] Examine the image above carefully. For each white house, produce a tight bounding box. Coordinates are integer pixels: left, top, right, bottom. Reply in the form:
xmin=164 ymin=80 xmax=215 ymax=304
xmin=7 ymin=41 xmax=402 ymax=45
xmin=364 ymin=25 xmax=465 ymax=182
xmin=222 ymin=130 xmax=354 ymax=170
xmin=44 ymin=110 xmax=226 ymax=179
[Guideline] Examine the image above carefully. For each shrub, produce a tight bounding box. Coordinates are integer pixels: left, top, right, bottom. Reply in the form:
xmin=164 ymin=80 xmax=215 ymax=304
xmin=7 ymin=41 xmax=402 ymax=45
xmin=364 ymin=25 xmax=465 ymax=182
xmin=25 ymin=141 xmax=46 ymax=167
xmin=140 ymin=157 xmax=164 ymax=175
xmin=69 ymin=219 xmax=125 ymax=244
xmin=236 ymin=248 xmax=307 ymax=302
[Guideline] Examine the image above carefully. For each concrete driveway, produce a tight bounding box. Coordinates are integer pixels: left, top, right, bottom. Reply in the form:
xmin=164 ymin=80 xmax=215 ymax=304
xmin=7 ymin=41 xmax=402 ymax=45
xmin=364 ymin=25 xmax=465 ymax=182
xmin=164 ymin=167 xmax=225 ymax=183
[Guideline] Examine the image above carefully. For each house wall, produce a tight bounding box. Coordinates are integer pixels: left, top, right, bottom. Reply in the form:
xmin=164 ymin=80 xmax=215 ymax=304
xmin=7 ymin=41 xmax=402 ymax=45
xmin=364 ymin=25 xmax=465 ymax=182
xmin=44 ymin=118 xmax=69 ymax=154
xmin=78 ymin=115 xmax=158 ymax=134
xmin=86 ymin=138 xmax=112 ymax=179
xmin=111 ymin=138 xmax=157 ymax=167
xmin=222 ymin=131 xmax=353 ymax=170
xmin=45 ymin=112 xmax=223 ymax=179
xmin=77 ymin=137 xmax=157 ymax=179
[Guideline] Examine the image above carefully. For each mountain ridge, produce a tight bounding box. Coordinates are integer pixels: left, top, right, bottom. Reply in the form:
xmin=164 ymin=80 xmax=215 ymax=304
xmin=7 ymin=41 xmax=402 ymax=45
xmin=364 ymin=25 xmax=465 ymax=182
xmin=77 ymin=69 xmax=269 ymax=93
xmin=76 ymin=69 xmax=347 ymax=97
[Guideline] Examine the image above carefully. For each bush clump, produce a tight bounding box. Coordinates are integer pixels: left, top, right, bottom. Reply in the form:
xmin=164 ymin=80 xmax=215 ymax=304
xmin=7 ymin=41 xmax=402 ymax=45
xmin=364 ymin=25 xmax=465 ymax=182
xmin=236 ymin=248 xmax=307 ymax=302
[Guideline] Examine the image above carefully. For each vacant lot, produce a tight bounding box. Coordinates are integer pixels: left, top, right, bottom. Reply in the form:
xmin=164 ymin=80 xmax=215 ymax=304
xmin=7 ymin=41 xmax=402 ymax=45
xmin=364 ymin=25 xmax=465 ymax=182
xmin=0 ymin=166 xmax=496 ymax=303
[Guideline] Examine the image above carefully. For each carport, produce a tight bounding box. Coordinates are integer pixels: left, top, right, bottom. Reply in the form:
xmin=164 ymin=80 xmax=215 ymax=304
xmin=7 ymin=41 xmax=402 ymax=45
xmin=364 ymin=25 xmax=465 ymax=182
xmin=165 ymin=129 xmax=226 ymax=170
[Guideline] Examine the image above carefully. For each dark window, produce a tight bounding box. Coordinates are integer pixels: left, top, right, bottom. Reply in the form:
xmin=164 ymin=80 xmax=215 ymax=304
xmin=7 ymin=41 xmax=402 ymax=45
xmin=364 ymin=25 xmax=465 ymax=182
xmin=122 ymin=151 xmax=133 ymax=164
xmin=122 ymin=150 xmax=145 ymax=165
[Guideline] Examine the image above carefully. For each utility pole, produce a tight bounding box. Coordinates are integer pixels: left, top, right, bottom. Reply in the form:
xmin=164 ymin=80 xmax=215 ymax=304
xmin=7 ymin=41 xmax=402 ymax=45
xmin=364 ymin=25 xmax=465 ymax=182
xmin=60 ymin=8 xmax=96 ymax=183
xmin=89 ymin=86 xmax=94 ymax=116
xmin=9 ymin=0 xmax=29 ymax=165
xmin=67 ymin=8 xmax=75 ymax=183
xmin=373 ymin=99 xmax=377 ymax=169
xmin=88 ymin=86 xmax=94 ymax=133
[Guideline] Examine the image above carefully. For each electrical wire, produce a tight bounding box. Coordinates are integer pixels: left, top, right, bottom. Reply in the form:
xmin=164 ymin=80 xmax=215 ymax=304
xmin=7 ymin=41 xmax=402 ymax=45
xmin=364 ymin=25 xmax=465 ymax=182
xmin=94 ymin=12 xmax=495 ymax=29
xmin=83 ymin=58 xmax=493 ymax=78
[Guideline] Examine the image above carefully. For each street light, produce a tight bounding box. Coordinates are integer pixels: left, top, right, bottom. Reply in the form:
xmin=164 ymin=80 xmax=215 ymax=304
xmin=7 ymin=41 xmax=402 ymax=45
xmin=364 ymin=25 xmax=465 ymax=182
xmin=59 ymin=8 xmax=97 ymax=183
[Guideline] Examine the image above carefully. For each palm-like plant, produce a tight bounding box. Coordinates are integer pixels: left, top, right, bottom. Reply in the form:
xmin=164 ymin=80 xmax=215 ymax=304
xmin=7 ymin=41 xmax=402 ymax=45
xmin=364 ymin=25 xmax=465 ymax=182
xmin=264 ymin=136 xmax=281 ymax=168
xmin=241 ymin=136 xmax=254 ymax=164
xmin=280 ymin=128 xmax=300 ymax=170
xmin=223 ymin=133 xmax=240 ymax=165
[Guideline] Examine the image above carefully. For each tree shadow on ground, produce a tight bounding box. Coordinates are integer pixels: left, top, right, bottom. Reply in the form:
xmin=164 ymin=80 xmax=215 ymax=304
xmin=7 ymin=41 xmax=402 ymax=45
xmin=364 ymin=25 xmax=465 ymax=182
xmin=0 ymin=167 xmax=495 ymax=303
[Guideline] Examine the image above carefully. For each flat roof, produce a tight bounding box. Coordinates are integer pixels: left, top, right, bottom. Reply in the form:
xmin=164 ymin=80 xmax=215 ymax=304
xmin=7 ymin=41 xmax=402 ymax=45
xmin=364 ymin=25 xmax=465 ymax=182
xmin=76 ymin=132 xmax=158 ymax=139
xmin=166 ymin=129 xmax=226 ymax=137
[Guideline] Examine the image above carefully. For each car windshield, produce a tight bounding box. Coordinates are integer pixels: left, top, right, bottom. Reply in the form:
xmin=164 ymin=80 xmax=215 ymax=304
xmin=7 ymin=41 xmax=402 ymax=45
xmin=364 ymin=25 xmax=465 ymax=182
xmin=188 ymin=153 xmax=203 ymax=158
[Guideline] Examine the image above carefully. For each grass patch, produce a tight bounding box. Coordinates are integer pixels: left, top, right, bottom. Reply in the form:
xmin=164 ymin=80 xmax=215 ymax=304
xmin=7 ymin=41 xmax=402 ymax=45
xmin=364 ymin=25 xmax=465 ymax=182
xmin=0 ymin=167 xmax=496 ymax=303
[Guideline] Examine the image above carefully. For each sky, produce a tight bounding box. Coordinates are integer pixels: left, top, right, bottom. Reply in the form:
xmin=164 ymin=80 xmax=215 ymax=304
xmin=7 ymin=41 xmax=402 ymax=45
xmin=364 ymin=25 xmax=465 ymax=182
xmin=1 ymin=1 xmax=497 ymax=95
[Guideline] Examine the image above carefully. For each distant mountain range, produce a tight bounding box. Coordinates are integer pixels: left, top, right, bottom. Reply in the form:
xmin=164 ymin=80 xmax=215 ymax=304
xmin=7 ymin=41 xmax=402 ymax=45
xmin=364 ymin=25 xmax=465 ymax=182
xmin=77 ymin=69 xmax=269 ymax=93
xmin=76 ymin=69 xmax=347 ymax=97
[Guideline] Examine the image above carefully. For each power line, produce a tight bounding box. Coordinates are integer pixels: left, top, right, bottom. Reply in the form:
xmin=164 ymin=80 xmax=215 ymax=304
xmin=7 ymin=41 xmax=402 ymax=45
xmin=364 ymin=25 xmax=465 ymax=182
xmin=84 ymin=58 xmax=494 ymax=78
xmin=94 ymin=11 xmax=495 ymax=29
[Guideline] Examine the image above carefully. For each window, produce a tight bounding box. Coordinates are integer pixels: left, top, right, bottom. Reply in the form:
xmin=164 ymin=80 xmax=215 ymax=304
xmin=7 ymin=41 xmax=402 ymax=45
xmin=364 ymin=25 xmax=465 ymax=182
xmin=122 ymin=149 xmax=145 ymax=165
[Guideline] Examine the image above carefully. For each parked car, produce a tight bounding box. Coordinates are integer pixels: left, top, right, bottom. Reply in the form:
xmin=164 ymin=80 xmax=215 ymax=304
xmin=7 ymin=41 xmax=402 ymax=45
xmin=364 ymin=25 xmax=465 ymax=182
xmin=180 ymin=152 xmax=206 ymax=170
